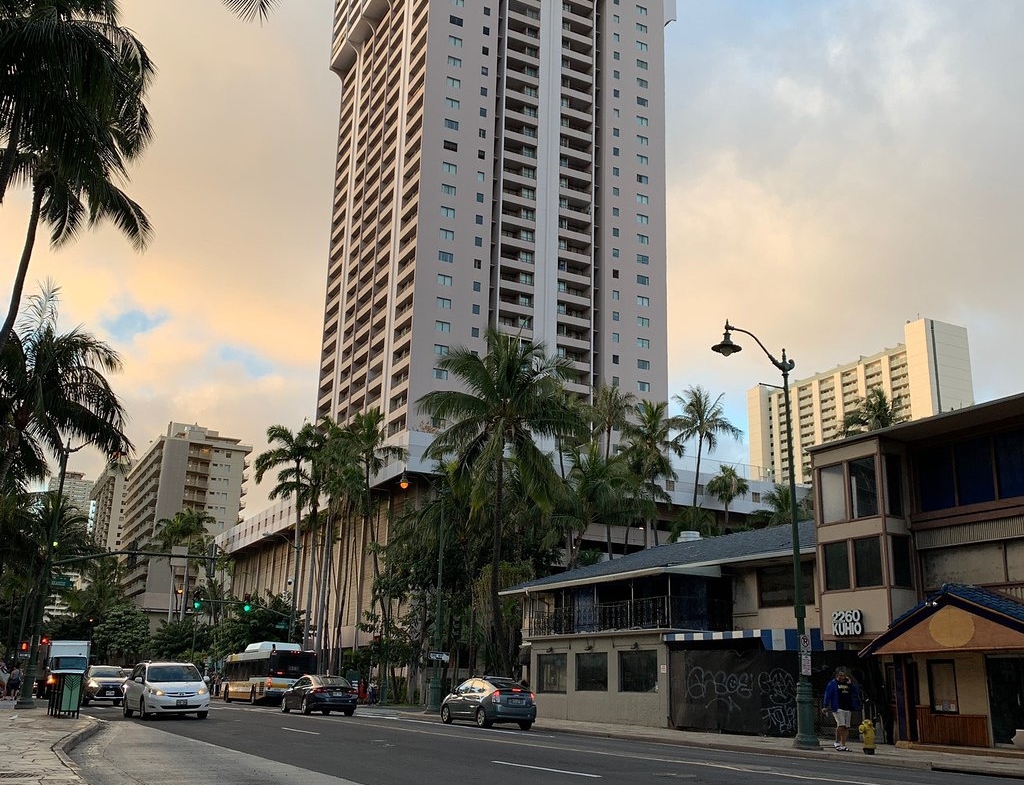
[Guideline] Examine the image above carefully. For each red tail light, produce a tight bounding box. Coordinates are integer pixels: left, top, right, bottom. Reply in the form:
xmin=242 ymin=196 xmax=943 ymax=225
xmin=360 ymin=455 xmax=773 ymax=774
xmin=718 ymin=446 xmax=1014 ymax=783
xmin=311 ymin=687 xmax=329 ymax=694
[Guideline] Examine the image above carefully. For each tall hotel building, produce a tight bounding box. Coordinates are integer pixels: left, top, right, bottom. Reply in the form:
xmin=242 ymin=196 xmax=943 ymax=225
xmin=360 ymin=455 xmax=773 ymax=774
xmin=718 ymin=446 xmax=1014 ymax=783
xmin=318 ymin=1 xmax=676 ymax=469
xmin=748 ymin=318 xmax=975 ymax=485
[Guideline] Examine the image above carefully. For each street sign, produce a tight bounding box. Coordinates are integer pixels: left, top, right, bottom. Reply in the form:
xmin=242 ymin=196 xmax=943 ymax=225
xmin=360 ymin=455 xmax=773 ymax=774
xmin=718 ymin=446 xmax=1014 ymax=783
xmin=799 ymin=634 xmax=811 ymax=653
xmin=427 ymin=651 xmax=450 ymax=663
xmin=275 ymin=622 xmax=288 ymax=630
xmin=800 ymin=654 xmax=812 ymax=676
xmin=50 ymin=576 xmax=73 ymax=588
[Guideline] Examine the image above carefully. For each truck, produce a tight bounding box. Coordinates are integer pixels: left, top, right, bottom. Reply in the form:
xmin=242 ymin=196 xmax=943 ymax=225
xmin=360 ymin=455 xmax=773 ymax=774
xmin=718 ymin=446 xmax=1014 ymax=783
xmin=34 ymin=640 xmax=91 ymax=698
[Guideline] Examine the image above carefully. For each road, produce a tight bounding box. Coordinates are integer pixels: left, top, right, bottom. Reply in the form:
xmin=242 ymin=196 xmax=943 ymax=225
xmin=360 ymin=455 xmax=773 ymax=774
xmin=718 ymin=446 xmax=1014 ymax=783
xmin=71 ymin=701 xmax=1010 ymax=785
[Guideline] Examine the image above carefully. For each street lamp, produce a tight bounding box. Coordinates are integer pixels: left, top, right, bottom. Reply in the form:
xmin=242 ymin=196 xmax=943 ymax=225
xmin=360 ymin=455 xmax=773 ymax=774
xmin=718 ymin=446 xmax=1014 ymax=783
xmin=712 ymin=320 xmax=819 ymax=750
xmin=427 ymin=489 xmax=447 ymax=713
xmin=262 ymin=529 xmax=301 ymax=644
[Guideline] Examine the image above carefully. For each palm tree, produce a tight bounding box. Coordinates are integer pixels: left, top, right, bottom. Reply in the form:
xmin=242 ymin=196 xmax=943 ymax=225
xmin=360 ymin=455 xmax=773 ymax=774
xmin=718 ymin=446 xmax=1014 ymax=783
xmin=674 ymin=386 xmax=742 ymax=530
xmin=419 ymin=328 xmax=576 ymax=675
xmin=152 ymin=508 xmax=216 ymax=620
xmin=752 ymin=484 xmax=812 ymax=528
xmin=841 ymin=387 xmax=907 ymax=436
xmin=591 ymin=384 xmax=637 ymax=461
xmin=0 ymin=283 xmax=133 ymax=490
xmin=561 ymin=441 xmax=640 ymax=563
xmin=221 ymin=0 xmax=279 ymax=22
xmin=705 ymin=465 xmax=749 ymax=531
xmin=0 ymin=2 xmax=154 ymax=349
xmin=622 ymin=400 xmax=683 ymax=547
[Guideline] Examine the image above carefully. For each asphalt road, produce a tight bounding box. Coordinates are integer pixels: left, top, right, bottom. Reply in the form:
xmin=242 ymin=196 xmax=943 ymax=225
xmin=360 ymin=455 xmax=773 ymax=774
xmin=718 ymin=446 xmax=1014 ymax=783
xmin=71 ymin=701 xmax=1011 ymax=785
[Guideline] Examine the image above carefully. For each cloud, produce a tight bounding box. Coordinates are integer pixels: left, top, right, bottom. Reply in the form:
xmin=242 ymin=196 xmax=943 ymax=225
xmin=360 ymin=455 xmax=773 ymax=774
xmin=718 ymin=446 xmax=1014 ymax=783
xmin=101 ymin=309 xmax=168 ymax=342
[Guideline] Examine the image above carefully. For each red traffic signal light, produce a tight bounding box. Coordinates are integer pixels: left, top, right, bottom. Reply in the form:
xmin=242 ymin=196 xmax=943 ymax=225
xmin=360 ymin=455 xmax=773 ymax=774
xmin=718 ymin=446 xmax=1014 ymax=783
xmin=19 ymin=641 xmax=28 ymax=653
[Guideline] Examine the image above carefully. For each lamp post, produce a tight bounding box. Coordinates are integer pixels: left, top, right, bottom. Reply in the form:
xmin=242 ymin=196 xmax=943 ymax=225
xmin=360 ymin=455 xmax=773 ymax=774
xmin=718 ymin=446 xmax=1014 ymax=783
xmin=712 ymin=320 xmax=820 ymax=750
xmin=262 ymin=529 xmax=301 ymax=643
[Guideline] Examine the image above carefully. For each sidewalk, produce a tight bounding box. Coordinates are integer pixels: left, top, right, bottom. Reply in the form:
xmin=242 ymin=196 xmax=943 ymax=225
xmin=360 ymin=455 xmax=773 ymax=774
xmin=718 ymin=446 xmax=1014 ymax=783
xmin=4 ymin=699 xmax=1023 ymax=784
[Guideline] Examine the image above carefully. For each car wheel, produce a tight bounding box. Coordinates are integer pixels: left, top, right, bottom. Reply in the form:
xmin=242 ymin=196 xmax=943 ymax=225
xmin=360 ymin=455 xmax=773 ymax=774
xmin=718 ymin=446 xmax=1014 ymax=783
xmin=249 ymin=687 xmax=257 ymax=705
xmin=81 ymin=697 xmax=90 ymax=706
xmin=440 ymin=706 xmax=453 ymax=724
xmin=123 ymin=701 xmax=134 ymax=718
xmin=224 ymin=688 xmax=231 ymax=703
xmin=139 ymin=699 xmax=148 ymax=721
xmin=197 ymin=711 xmax=208 ymax=719
xmin=322 ymin=709 xmax=331 ymax=716
xmin=518 ymin=721 xmax=533 ymax=731
xmin=114 ymin=699 xmax=122 ymax=707
xmin=281 ymin=698 xmax=290 ymax=714
xmin=301 ymin=697 xmax=312 ymax=716
xmin=475 ymin=708 xmax=492 ymax=728
xmin=343 ymin=709 xmax=354 ymax=717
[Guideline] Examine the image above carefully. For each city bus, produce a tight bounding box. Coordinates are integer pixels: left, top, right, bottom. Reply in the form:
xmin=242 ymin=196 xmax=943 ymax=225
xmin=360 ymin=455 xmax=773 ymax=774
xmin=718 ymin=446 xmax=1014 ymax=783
xmin=221 ymin=641 xmax=316 ymax=704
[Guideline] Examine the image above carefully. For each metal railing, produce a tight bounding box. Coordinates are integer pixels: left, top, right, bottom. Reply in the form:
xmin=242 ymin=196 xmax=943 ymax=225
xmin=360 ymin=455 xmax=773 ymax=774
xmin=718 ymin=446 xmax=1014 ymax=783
xmin=528 ymin=595 xmax=731 ymax=637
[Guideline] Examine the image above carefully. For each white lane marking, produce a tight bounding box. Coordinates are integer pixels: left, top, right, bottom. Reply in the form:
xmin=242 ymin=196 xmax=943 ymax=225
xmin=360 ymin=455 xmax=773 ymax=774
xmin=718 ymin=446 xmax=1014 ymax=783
xmin=282 ymin=727 xmax=320 ymax=735
xmin=493 ymin=760 xmax=601 ymax=778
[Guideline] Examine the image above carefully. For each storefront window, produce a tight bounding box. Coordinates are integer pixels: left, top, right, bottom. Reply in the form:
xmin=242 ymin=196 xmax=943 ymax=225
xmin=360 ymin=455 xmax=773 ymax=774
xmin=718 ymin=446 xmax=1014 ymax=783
xmin=619 ymin=650 xmax=657 ymax=692
xmin=537 ymin=653 xmax=567 ymax=693
xmin=927 ymin=660 xmax=959 ymax=713
xmin=757 ymin=563 xmax=814 ymax=607
xmin=575 ymin=652 xmax=608 ymax=691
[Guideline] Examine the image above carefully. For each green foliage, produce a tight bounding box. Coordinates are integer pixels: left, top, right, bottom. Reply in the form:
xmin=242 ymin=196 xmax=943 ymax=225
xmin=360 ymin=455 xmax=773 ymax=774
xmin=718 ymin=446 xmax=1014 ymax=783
xmin=705 ymin=465 xmax=750 ymax=531
xmin=841 ymin=387 xmax=907 ymax=436
xmin=150 ymin=617 xmax=211 ymax=661
xmin=93 ymin=604 xmax=150 ymax=665
xmin=576 ymin=549 xmax=604 ymax=567
xmin=750 ymin=484 xmax=813 ymax=527
xmin=212 ymin=591 xmax=297 ymax=660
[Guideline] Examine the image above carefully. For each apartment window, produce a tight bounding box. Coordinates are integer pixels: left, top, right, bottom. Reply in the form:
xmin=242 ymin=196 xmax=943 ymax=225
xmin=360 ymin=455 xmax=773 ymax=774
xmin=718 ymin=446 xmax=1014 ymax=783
xmin=444 ymin=118 xmax=459 ymax=130
xmin=471 ymin=327 xmax=480 ymax=337
xmin=612 ymin=311 xmax=620 ymax=321
xmin=619 ymin=650 xmax=656 ymax=692
xmin=474 ymin=236 xmax=483 ymax=247
xmin=612 ymin=290 xmax=620 ymax=300
xmin=449 ymin=14 xmax=462 ymax=26
xmin=612 ymin=147 xmax=620 ymax=156
xmin=638 ymin=381 xmax=651 ymax=392
xmin=537 ymin=653 xmax=567 ymax=693
xmin=637 ymin=253 xmax=649 ymax=264
xmin=433 ymin=368 xmax=449 ymax=380
xmin=446 ymin=76 xmax=461 ymax=88
xmin=612 ymin=376 xmax=620 ymax=386
xmin=637 ymin=135 xmax=649 ymax=145
xmin=819 ymin=464 xmax=846 ymax=523
xmin=438 ymin=251 xmax=453 ymax=263
xmin=447 ymin=56 xmax=462 ymax=67
xmin=612 ymin=207 xmax=620 ymax=216
xmin=436 ymin=297 xmax=452 ymax=310
xmin=473 ymin=281 xmax=481 ymax=292
xmin=636 ymin=41 xmax=648 ymax=51
xmin=612 ymin=186 xmax=620 ymax=196
xmin=891 ymin=535 xmax=913 ymax=587
xmin=636 ymin=296 xmax=649 ymax=306
xmin=477 ymin=171 xmax=485 ymax=181
xmin=849 ymin=456 xmax=878 ymax=518
xmin=637 ymin=174 xmax=649 ymax=184
xmin=474 ymin=259 xmax=482 ymax=269
xmin=636 ymin=274 xmax=649 ymax=285
xmin=611 ymin=248 xmax=620 ymax=258
xmin=637 ymin=214 xmax=649 ymax=224
xmin=636 ymin=154 xmax=649 ymax=165
xmin=611 ymin=333 xmax=620 ymax=343
xmin=853 ymin=536 xmax=883 ymax=587
xmin=445 ymin=97 xmax=460 ymax=109
xmin=612 ymin=269 xmax=620 ymax=279
xmin=448 ymin=35 xmax=463 ymax=47
xmin=636 ymin=22 xmax=648 ymax=32
xmin=758 ymin=563 xmax=814 ymax=608
xmin=613 ymin=69 xmax=621 ymax=80
xmin=476 ymin=192 xmax=485 ymax=202
xmin=475 ymin=215 xmax=483 ymax=224
xmin=441 ymin=183 xmax=456 ymax=196
xmin=637 ymin=96 xmax=648 ymax=107
xmin=928 ymin=661 xmax=959 ymax=713
xmin=637 ymin=59 xmax=648 ymax=70
xmin=637 ymin=359 xmax=650 ymax=370
xmin=434 ymin=344 xmax=449 ymax=356
xmin=637 ymin=316 xmax=650 ymax=327
xmin=823 ymin=541 xmax=850 ymax=590
xmin=637 ymin=338 xmax=650 ymax=349
xmin=472 ymin=304 xmax=480 ymax=315
xmin=439 ymin=229 xmax=455 ymax=241
xmin=637 ymin=4 xmax=648 ymax=13
xmin=440 ymin=206 xmax=456 ymax=219
xmin=575 ymin=653 xmax=608 ymax=691
xmin=612 ymin=228 xmax=619 ymax=237
xmin=443 ymin=140 xmax=458 ymax=152
xmin=442 ymin=162 xmax=457 ymax=173
xmin=482 ymin=26 xmax=489 ymax=35
xmin=637 ymin=234 xmax=650 ymax=245
xmin=885 ymin=454 xmax=905 ymax=515
xmin=435 ymin=321 xmax=451 ymax=333
xmin=437 ymin=274 xmax=452 ymax=286
xmin=637 ymin=194 xmax=649 ymax=204
xmin=613 ymin=51 xmax=621 ymax=61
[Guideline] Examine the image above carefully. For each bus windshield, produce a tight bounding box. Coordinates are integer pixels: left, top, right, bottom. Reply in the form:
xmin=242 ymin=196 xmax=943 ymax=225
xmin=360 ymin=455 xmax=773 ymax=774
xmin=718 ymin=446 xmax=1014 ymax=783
xmin=270 ymin=651 xmax=316 ymax=678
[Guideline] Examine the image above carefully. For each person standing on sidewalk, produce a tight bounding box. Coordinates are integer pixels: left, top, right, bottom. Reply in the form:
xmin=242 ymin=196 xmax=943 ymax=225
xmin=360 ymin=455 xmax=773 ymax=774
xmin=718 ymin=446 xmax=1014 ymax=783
xmin=823 ymin=667 xmax=861 ymax=751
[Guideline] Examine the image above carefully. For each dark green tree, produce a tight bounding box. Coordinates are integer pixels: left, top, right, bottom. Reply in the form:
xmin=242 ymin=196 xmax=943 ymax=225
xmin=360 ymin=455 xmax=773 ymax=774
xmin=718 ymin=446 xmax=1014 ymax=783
xmin=92 ymin=603 xmax=149 ymax=665
xmin=705 ymin=465 xmax=750 ymax=532
xmin=622 ymin=400 xmax=683 ymax=547
xmin=841 ymin=387 xmax=907 ymax=436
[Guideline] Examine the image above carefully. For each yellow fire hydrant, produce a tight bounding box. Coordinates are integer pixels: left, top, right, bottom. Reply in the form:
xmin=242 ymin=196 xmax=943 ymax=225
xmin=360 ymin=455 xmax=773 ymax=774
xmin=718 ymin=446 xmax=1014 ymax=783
xmin=859 ymin=718 xmax=876 ymax=755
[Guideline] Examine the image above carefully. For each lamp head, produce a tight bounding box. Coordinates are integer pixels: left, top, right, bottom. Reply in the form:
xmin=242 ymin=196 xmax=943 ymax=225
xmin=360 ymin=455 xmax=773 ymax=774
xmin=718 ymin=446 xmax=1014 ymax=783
xmin=712 ymin=326 xmax=742 ymax=357
xmin=398 ymin=471 xmax=410 ymax=490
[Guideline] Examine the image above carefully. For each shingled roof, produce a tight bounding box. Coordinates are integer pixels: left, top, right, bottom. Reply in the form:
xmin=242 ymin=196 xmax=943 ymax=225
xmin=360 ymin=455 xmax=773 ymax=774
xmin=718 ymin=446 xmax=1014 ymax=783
xmin=503 ymin=520 xmax=816 ymax=595
xmin=860 ymin=583 xmax=1024 ymax=656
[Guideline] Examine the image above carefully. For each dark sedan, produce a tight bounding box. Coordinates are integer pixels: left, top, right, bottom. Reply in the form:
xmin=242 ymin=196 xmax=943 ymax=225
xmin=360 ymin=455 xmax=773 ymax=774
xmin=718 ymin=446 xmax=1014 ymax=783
xmin=441 ymin=676 xmax=536 ymax=730
xmin=280 ymin=674 xmax=357 ymax=716
xmin=82 ymin=665 xmax=129 ymax=706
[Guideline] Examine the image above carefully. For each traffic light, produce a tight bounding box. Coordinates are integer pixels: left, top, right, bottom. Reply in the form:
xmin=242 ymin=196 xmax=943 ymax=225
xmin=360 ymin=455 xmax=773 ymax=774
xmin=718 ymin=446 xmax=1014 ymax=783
xmin=242 ymin=593 xmax=252 ymax=613
xmin=19 ymin=641 xmax=28 ymax=653
xmin=40 ymin=636 xmax=50 ymax=646
xmin=193 ymin=589 xmax=203 ymax=610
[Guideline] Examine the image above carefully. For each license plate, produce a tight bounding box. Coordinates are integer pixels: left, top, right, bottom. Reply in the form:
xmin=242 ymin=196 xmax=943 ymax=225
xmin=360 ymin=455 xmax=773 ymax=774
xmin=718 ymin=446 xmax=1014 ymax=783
xmin=508 ymin=698 xmax=524 ymax=706
xmin=176 ymin=699 xmax=188 ymax=707
xmin=103 ymin=689 xmax=115 ymax=695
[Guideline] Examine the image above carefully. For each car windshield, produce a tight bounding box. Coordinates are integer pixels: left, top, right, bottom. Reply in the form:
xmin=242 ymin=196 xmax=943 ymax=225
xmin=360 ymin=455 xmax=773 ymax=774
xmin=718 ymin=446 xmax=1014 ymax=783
xmin=486 ymin=678 xmax=524 ymax=690
xmin=148 ymin=664 xmax=202 ymax=682
xmin=316 ymin=676 xmax=353 ymax=688
xmin=90 ymin=667 xmax=123 ymax=678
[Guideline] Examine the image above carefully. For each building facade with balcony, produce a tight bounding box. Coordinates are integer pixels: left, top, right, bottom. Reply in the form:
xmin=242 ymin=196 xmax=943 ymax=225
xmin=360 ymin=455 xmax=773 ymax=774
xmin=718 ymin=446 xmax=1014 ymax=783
xmin=503 ymin=522 xmax=867 ymax=736
xmin=749 ymin=317 xmax=974 ymax=484
xmin=808 ymin=392 xmax=1024 ymax=748
xmin=119 ymin=422 xmax=251 ymax=627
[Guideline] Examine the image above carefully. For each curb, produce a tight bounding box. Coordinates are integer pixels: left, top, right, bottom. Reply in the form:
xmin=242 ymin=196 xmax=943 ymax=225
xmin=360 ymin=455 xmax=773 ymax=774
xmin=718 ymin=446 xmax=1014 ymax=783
xmin=52 ymin=716 xmax=102 ymax=780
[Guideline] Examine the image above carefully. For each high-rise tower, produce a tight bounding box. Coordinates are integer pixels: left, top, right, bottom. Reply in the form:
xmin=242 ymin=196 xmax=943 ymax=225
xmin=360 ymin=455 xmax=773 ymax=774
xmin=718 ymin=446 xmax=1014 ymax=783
xmin=319 ymin=1 xmax=675 ymax=469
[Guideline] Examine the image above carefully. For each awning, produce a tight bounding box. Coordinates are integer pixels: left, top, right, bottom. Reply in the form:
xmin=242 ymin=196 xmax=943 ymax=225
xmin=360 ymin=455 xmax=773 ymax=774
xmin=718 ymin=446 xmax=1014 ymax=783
xmin=663 ymin=627 xmax=823 ymax=652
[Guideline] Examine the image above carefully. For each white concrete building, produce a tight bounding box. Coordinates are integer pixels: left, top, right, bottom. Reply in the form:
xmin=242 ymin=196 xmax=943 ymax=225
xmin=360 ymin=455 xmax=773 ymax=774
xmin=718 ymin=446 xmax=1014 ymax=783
xmin=89 ymin=461 xmax=129 ymax=552
xmin=748 ymin=318 xmax=974 ymax=485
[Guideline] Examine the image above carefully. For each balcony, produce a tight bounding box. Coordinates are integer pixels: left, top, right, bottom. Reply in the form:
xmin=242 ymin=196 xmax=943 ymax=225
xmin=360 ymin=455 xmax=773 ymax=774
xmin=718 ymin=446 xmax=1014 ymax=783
xmin=527 ymin=595 xmax=731 ymax=637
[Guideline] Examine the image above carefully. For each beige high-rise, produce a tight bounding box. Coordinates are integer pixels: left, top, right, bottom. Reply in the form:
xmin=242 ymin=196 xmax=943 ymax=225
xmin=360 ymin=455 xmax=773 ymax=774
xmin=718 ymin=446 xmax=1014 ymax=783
xmin=748 ymin=318 xmax=974 ymax=484
xmin=120 ymin=422 xmax=251 ymax=625
xmin=319 ymin=1 xmax=674 ymax=471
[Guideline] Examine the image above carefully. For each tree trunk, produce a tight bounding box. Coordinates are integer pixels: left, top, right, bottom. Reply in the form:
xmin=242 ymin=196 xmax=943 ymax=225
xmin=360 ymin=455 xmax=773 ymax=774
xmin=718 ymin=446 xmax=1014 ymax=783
xmin=690 ymin=435 xmax=705 ymax=530
xmin=0 ymin=177 xmax=43 ymax=352
xmin=491 ymin=455 xmax=510 ymax=675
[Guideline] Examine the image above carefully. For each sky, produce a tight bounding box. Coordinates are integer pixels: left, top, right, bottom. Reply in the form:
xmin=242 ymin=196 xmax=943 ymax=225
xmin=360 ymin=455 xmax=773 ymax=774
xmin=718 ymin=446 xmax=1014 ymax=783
xmin=3 ymin=0 xmax=1024 ymax=514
